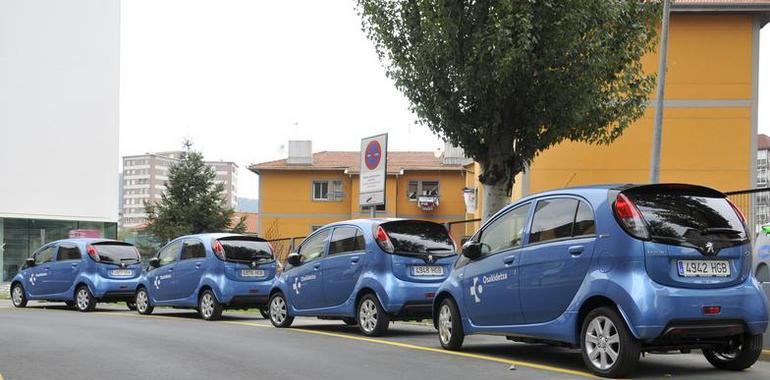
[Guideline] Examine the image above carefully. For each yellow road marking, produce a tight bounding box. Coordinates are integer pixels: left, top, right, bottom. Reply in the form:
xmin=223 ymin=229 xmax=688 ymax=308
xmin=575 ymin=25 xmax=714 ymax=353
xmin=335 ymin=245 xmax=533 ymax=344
xmin=228 ymin=321 xmax=596 ymax=378
xmin=9 ymin=308 xmax=595 ymax=378
xmin=763 ymin=349 xmax=770 ymax=355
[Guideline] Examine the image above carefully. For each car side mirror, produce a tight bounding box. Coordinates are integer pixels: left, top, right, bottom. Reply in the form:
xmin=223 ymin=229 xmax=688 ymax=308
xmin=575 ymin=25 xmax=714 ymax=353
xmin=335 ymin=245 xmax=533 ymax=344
xmin=462 ymin=241 xmax=483 ymax=260
xmin=148 ymin=257 xmax=160 ymax=268
xmin=286 ymin=252 xmax=302 ymax=267
xmin=25 ymin=257 xmax=36 ymax=267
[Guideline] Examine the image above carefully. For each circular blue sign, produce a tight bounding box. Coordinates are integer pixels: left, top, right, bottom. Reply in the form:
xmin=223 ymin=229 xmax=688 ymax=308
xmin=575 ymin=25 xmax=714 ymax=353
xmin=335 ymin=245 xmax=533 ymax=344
xmin=365 ymin=140 xmax=382 ymax=170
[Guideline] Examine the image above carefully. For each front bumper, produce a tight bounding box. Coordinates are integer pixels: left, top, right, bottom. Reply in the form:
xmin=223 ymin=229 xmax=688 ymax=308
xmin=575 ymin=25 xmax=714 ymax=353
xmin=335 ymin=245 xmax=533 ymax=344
xmin=629 ymin=278 xmax=769 ymax=341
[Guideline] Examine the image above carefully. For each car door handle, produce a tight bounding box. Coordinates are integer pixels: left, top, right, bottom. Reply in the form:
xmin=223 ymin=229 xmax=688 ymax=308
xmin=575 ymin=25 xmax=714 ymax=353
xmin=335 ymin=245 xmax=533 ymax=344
xmin=195 ymin=262 xmax=203 ymax=269
xmin=71 ymin=263 xmax=78 ymax=268
xmin=313 ymin=263 xmax=321 ymax=270
xmin=568 ymin=245 xmax=585 ymax=255
xmin=350 ymin=257 xmax=360 ymax=264
xmin=167 ymin=267 xmax=174 ymax=271
xmin=503 ymin=255 xmax=516 ymax=265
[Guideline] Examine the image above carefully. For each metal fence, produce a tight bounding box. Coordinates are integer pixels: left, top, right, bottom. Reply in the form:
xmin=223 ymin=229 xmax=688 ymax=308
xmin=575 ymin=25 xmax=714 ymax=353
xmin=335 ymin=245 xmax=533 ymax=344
xmin=725 ymin=187 xmax=770 ymax=238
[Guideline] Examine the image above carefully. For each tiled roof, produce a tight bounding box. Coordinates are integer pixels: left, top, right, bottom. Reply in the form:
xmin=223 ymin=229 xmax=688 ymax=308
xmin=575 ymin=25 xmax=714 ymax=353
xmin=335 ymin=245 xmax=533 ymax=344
xmin=673 ymin=0 xmax=770 ymax=11
xmin=758 ymin=134 xmax=770 ymax=150
xmin=249 ymin=151 xmax=464 ymax=174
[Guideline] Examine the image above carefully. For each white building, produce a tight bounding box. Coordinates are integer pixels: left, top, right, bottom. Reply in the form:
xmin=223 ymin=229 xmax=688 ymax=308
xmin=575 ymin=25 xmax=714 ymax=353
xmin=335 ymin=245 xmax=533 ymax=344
xmin=121 ymin=151 xmax=238 ymax=228
xmin=0 ymin=0 xmax=120 ymax=281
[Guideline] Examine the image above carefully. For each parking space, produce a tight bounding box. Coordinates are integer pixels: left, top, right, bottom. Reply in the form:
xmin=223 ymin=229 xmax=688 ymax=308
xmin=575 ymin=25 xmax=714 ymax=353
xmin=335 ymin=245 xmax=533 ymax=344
xmin=1 ymin=301 xmax=768 ymax=380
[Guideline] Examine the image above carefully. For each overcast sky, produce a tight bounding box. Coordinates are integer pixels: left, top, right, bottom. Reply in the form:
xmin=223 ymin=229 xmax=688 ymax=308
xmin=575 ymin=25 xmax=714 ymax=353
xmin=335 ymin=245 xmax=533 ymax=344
xmin=120 ymin=0 xmax=770 ymax=200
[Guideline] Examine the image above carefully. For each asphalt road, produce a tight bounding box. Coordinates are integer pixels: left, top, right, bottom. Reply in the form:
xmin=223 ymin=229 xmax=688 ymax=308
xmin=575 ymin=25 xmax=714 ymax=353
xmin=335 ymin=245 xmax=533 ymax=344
xmin=0 ymin=300 xmax=769 ymax=380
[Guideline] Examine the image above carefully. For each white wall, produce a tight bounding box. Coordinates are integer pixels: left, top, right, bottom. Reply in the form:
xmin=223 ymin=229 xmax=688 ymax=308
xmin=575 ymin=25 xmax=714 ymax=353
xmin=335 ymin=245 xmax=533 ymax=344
xmin=0 ymin=0 xmax=120 ymax=222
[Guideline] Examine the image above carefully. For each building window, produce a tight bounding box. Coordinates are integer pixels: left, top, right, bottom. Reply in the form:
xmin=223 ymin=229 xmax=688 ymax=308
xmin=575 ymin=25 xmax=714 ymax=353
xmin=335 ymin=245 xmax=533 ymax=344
xmin=312 ymin=180 xmax=343 ymax=201
xmin=407 ymin=180 xmax=440 ymax=201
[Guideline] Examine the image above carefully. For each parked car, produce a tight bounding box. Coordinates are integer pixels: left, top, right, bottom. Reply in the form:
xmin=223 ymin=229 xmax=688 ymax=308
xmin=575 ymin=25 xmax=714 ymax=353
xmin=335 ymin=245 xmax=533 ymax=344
xmin=433 ymin=184 xmax=768 ymax=378
xmin=10 ymin=239 xmax=142 ymax=312
xmin=268 ymin=219 xmax=457 ymax=336
xmin=752 ymin=224 xmax=770 ymax=282
xmin=134 ymin=233 xmax=276 ymax=320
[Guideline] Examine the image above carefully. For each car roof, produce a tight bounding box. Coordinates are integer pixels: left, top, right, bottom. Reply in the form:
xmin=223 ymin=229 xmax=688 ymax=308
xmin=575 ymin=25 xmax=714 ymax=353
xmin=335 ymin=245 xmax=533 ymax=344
xmin=168 ymin=232 xmax=262 ymax=242
xmin=45 ymin=238 xmax=125 ymax=246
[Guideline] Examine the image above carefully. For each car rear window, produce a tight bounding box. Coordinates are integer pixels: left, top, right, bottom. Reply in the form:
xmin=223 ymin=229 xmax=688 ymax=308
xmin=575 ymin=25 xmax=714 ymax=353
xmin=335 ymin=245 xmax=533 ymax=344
xmin=93 ymin=243 xmax=141 ymax=264
xmin=624 ymin=189 xmax=747 ymax=245
xmin=219 ymin=239 xmax=273 ymax=262
xmin=381 ymin=220 xmax=456 ymax=256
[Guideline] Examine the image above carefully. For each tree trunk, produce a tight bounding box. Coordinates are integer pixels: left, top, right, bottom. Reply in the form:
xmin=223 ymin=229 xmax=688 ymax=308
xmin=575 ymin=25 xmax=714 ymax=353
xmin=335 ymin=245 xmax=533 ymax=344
xmin=482 ymin=180 xmax=510 ymax=222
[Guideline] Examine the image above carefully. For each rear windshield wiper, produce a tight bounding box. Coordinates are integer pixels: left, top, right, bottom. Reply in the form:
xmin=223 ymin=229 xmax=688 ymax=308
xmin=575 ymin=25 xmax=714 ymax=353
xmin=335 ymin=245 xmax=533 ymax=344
xmin=700 ymin=228 xmax=744 ymax=236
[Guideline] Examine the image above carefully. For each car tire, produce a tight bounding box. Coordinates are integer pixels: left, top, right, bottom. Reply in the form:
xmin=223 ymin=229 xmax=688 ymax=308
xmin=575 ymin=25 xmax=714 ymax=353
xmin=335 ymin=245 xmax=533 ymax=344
xmin=135 ymin=287 xmax=153 ymax=315
xmin=259 ymin=307 xmax=270 ymax=319
xmin=126 ymin=301 xmax=137 ymax=311
xmin=11 ymin=283 xmax=27 ymax=308
xmin=580 ymin=306 xmax=640 ymax=378
xmin=198 ymin=289 xmax=223 ymax=321
xmin=75 ymin=285 xmax=96 ymax=312
xmin=357 ymin=294 xmax=390 ymax=337
xmin=342 ymin=317 xmax=358 ymax=326
xmin=268 ymin=292 xmax=294 ymax=328
xmin=437 ymin=297 xmax=464 ymax=350
xmin=703 ymin=333 xmax=763 ymax=371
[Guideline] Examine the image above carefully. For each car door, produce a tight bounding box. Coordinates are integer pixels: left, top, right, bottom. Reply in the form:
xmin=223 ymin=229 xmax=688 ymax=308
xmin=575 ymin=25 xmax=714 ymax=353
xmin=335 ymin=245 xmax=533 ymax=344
xmin=26 ymin=245 xmax=57 ymax=297
xmin=148 ymin=240 xmax=182 ymax=302
xmin=174 ymin=239 xmax=207 ymax=300
xmin=286 ymin=229 xmax=329 ymax=310
xmin=519 ymin=197 xmax=597 ymax=324
xmin=461 ymin=203 xmax=531 ymax=326
xmin=322 ymin=226 xmax=366 ymax=307
xmin=48 ymin=243 xmax=82 ymax=295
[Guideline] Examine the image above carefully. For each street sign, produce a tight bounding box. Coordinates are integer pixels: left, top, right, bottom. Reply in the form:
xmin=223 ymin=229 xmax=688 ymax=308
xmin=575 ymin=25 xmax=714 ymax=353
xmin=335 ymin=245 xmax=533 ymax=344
xmin=359 ymin=133 xmax=387 ymax=207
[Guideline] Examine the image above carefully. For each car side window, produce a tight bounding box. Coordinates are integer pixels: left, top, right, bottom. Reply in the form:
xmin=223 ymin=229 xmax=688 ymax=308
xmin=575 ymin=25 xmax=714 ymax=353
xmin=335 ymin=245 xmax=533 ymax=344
xmin=157 ymin=241 xmax=182 ymax=266
xmin=329 ymin=227 xmax=365 ymax=256
xmin=57 ymin=244 xmax=82 ymax=261
xmin=298 ymin=230 xmax=330 ymax=263
xmin=529 ymin=198 xmax=579 ymax=244
xmin=34 ymin=246 xmax=56 ymax=265
xmin=573 ymin=200 xmax=596 ymax=237
xmin=478 ymin=203 xmax=531 ymax=256
xmin=180 ymin=240 xmax=206 ymax=260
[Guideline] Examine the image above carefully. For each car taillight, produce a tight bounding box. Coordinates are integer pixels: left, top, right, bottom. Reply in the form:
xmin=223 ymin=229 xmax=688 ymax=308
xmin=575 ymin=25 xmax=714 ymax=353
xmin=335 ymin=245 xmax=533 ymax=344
xmin=375 ymin=226 xmax=394 ymax=253
xmin=613 ymin=193 xmax=649 ymax=239
xmin=86 ymin=245 xmax=100 ymax=262
xmin=212 ymin=240 xmax=225 ymax=260
xmin=726 ymin=198 xmax=747 ymax=225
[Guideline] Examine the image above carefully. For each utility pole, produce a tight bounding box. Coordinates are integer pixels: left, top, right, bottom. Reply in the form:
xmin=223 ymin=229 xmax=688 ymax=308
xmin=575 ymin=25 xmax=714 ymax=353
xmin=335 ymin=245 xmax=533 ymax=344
xmin=650 ymin=0 xmax=672 ymax=184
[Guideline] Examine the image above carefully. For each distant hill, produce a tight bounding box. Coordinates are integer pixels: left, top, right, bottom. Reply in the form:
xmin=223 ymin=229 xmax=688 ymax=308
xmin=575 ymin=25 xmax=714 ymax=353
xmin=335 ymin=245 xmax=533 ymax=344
xmin=236 ymin=197 xmax=258 ymax=213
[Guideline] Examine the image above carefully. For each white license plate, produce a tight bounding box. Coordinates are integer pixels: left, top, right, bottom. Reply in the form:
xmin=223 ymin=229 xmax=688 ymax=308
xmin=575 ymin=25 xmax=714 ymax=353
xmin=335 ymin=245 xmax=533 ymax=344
xmin=241 ymin=269 xmax=265 ymax=277
xmin=412 ymin=265 xmax=444 ymax=276
xmin=110 ymin=269 xmax=133 ymax=277
xmin=677 ymin=260 xmax=730 ymax=277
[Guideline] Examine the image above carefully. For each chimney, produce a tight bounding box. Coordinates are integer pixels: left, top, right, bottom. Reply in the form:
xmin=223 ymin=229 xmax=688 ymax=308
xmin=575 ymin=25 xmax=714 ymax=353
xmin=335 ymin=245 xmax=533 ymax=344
xmin=287 ymin=140 xmax=312 ymax=165
xmin=442 ymin=142 xmax=471 ymax=165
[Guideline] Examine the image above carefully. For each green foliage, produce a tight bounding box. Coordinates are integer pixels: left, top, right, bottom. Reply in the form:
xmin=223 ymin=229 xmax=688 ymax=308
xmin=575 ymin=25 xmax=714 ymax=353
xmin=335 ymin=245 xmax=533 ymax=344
xmin=358 ymin=0 xmax=661 ymax=192
xmin=145 ymin=142 xmax=246 ymax=242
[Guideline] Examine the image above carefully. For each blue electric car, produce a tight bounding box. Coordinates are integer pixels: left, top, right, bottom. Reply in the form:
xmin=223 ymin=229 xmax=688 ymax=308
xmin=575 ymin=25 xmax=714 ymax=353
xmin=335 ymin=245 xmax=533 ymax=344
xmin=268 ymin=219 xmax=457 ymax=336
xmin=10 ymin=239 xmax=143 ymax=312
xmin=433 ymin=184 xmax=769 ymax=378
xmin=134 ymin=233 xmax=276 ymax=320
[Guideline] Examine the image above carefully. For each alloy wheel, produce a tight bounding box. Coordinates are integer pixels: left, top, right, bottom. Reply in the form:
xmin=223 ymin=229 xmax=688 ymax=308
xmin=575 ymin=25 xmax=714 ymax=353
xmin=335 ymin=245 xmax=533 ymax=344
xmin=136 ymin=290 xmax=148 ymax=313
xmin=270 ymin=296 xmax=287 ymax=324
xmin=359 ymin=299 xmax=378 ymax=333
xmin=11 ymin=285 xmax=24 ymax=306
xmin=584 ymin=316 xmax=620 ymax=370
xmin=76 ymin=288 xmax=91 ymax=311
xmin=200 ymin=292 xmax=215 ymax=319
xmin=438 ymin=304 xmax=453 ymax=345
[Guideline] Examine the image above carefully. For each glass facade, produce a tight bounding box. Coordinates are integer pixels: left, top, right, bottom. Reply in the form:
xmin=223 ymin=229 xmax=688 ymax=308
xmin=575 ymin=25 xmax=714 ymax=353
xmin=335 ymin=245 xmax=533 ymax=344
xmin=0 ymin=217 xmax=117 ymax=282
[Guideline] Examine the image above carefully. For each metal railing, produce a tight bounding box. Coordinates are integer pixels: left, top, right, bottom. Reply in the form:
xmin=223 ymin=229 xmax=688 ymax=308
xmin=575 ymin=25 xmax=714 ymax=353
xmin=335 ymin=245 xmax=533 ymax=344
xmin=725 ymin=187 xmax=770 ymax=238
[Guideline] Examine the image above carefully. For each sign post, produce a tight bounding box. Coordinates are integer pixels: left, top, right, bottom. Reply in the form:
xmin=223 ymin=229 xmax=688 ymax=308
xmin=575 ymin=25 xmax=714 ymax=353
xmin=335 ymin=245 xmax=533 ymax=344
xmin=359 ymin=133 xmax=388 ymax=218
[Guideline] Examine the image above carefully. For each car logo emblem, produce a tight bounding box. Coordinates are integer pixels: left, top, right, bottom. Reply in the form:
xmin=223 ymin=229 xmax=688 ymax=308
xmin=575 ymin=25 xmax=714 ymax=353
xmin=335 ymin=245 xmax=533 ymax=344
xmin=424 ymin=254 xmax=435 ymax=264
xmin=470 ymin=277 xmax=483 ymax=303
xmin=251 ymin=261 xmax=257 ymax=268
xmin=705 ymin=241 xmax=716 ymax=256
xmin=154 ymin=276 xmax=161 ymax=290
xmin=292 ymin=277 xmax=302 ymax=295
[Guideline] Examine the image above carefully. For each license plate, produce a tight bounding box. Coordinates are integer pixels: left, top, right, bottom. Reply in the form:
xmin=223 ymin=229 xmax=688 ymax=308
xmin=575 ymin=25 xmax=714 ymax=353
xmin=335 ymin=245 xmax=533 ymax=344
xmin=241 ymin=269 xmax=265 ymax=277
xmin=677 ymin=260 xmax=730 ymax=277
xmin=110 ymin=269 xmax=133 ymax=277
xmin=412 ymin=265 xmax=444 ymax=276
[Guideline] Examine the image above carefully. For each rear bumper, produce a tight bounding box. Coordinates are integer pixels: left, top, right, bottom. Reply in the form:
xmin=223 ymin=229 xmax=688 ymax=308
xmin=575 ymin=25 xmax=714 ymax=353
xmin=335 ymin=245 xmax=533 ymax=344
xmin=91 ymin=276 xmax=140 ymax=300
xmin=98 ymin=291 xmax=136 ymax=302
xmin=381 ymin=277 xmax=442 ymax=319
xmin=629 ymin=278 xmax=769 ymax=340
xmin=217 ymin=279 xmax=273 ymax=307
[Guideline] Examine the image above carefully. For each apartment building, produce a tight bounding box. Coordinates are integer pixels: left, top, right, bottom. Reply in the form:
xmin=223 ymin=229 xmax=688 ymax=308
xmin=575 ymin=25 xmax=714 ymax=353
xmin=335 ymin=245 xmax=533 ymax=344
xmin=121 ymin=151 xmax=238 ymax=228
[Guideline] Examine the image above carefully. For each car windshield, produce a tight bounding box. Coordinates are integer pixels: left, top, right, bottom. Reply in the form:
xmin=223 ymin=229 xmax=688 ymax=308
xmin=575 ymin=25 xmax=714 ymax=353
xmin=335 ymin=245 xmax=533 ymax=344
xmin=381 ymin=220 xmax=456 ymax=257
xmin=219 ymin=239 xmax=273 ymax=262
xmin=624 ymin=188 xmax=748 ymax=248
xmin=94 ymin=243 xmax=141 ymax=264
